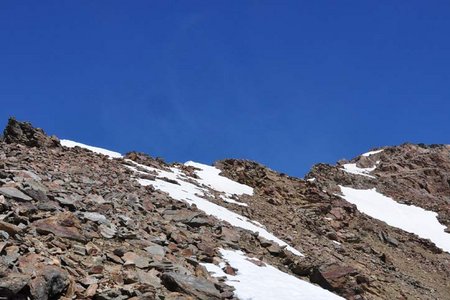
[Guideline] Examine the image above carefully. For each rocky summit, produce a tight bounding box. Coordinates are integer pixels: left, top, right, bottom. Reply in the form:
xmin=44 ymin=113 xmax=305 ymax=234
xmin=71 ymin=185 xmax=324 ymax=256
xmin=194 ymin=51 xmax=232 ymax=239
xmin=0 ymin=118 xmax=449 ymax=300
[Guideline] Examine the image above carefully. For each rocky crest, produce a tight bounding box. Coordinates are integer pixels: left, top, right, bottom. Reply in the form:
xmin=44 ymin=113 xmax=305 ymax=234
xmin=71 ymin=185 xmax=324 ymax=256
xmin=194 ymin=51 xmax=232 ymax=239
xmin=0 ymin=120 xmax=448 ymax=300
xmin=2 ymin=118 xmax=60 ymax=148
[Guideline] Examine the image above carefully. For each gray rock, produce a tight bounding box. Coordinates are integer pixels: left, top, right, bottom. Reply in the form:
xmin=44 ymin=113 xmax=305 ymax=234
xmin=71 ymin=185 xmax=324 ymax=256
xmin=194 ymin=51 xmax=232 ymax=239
xmin=0 ymin=230 xmax=9 ymax=240
xmin=0 ymin=187 xmax=32 ymax=201
xmin=99 ymin=224 xmax=116 ymax=239
xmin=161 ymin=272 xmax=221 ymax=300
xmin=137 ymin=269 xmax=161 ymax=288
xmin=0 ymin=273 xmax=30 ymax=298
xmin=9 ymin=170 xmax=42 ymax=181
xmin=30 ymin=265 xmax=69 ymax=300
xmin=145 ymin=243 xmax=166 ymax=258
xmin=22 ymin=180 xmax=48 ymax=202
xmin=83 ymin=212 xmax=107 ymax=224
xmin=54 ymin=196 xmax=77 ymax=209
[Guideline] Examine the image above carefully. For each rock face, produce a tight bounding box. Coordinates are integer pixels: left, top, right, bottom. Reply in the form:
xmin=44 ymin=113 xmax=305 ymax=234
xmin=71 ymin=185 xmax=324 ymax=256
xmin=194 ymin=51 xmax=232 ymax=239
xmin=2 ymin=117 xmax=60 ymax=148
xmin=0 ymin=119 xmax=449 ymax=300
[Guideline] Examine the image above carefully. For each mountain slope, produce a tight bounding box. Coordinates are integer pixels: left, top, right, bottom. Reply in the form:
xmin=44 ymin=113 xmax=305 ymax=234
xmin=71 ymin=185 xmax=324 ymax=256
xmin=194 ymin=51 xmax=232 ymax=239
xmin=0 ymin=118 xmax=449 ymax=300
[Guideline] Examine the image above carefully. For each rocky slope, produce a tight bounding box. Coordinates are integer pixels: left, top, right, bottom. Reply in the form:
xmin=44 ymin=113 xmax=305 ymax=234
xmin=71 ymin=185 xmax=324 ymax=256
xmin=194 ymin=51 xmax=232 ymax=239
xmin=0 ymin=118 xmax=449 ymax=300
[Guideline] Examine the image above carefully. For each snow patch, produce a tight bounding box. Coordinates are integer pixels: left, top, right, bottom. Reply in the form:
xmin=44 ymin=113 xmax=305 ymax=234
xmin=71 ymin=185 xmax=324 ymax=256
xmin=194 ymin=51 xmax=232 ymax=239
xmin=184 ymin=161 xmax=253 ymax=204
xmin=341 ymin=163 xmax=376 ymax=178
xmin=60 ymin=140 xmax=122 ymax=159
xmin=339 ymin=186 xmax=450 ymax=253
xmin=361 ymin=149 xmax=384 ymax=157
xmin=202 ymin=249 xmax=344 ymax=300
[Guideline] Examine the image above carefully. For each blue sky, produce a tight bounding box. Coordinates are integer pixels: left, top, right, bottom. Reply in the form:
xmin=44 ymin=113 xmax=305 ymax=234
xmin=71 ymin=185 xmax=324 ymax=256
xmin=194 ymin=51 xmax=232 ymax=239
xmin=1 ymin=1 xmax=449 ymax=177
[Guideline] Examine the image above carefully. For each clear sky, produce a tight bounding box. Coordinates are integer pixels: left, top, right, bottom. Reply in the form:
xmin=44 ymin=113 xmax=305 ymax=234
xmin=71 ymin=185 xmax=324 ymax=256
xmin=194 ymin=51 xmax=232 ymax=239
xmin=1 ymin=1 xmax=449 ymax=177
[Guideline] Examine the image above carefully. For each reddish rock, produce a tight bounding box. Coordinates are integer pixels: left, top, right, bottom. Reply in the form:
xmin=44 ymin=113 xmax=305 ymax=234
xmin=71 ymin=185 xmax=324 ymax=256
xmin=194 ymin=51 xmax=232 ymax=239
xmin=0 ymin=221 xmax=22 ymax=236
xmin=32 ymin=212 xmax=86 ymax=242
xmin=310 ymin=264 xmax=358 ymax=292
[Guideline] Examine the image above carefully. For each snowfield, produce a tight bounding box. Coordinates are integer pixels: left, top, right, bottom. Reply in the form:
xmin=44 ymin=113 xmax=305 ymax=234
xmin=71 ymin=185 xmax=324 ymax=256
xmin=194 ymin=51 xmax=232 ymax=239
xmin=339 ymin=186 xmax=450 ymax=253
xmin=202 ymin=249 xmax=344 ymax=300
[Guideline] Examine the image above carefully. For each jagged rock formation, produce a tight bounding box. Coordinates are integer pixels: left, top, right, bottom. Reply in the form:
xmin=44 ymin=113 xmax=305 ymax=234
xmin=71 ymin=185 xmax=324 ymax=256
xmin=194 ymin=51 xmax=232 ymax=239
xmin=2 ymin=118 xmax=60 ymax=148
xmin=0 ymin=119 xmax=449 ymax=300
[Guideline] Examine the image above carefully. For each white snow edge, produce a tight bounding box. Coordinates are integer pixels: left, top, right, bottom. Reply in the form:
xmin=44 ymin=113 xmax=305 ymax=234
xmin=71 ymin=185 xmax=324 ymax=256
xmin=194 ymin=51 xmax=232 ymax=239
xmin=361 ymin=149 xmax=384 ymax=157
xmin=60 ymin=139 xmax=122 ymax=159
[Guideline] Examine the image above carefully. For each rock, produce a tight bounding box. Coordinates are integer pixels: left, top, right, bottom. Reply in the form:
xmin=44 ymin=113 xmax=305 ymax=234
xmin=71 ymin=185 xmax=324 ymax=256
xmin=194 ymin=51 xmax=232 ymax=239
xmin=18 ymin=253 xmax=44 ymax=274
xmin=23 ymin=187 xmax=49 ymax=202
xmin=0 ymin=221 xmax=22 ymax=236
xmin=136 ymin=269 xmax=161 ymax=288
xmin=267 ymin=243 xmax=286 ymax=257
xmin=83 ymin=212 xmax=107 ymax=224
xmin=145 ymin=243 xmax=166 ymax=258
xmin=22 ymin=179 xmax=48 ymax=202
xmin=245 ymin=257 xmax=266 ymax=267
xmin=30 ymin=265 xmax=69 ymax=300
xmin=72 ymin=243 xmax=86 ymax=256
xmin=219 ymin=227 xmax=240 ymax=243
xmin=379 ymin=231 xmax=399 ymax=247
xmin=32 ymin=212 xmax=86 ymax=242
xmin=3 ymin=118 xmax=60 ymax=148
xmin=10 ymin=170 xmax=42 ymax=181
xmin=91 ymin=288 xmax=128 ymax=300
xmin=85 ymin=242 xmax=101 ymax=256
xmin=85 ymin=283 xmax=98 ymax=297
xmin=37 ymin=200 xmax=59 ymax=211
xmin=99 ymin=224 xmax=116 ymax=239
xmin=161 ymin=272 xmax=221 ymax=300
xmin=258 ymin=236 xmax=274 ymax=247
xmin=123 ymin=252 xmax=151 ymax=269
xmin=54 ymin=195 xmax=77 ymax=209
xmin=0 ymin=230 xmax=8 ymax=241
xmin=107 ymin=252 xmax=123 ymax=264
xmin=3 ymin=246 xmax=20 ymax=265
xmin=0 ymin=273 xmax=30 ymax=298
xmin=310 ymin=264 xmax=358 ymax=292
xmin=267 ymin=198 xmax=282 ymax=205
xmin=290 ymin=259 xmax=315 ymax=276
xmin=223 ymin=265 xmax=236 ymax=276
xmin=88 ymin=265 xmax=104 ymax=275
xmin=0 ymin=187 xmax=32 ymax=201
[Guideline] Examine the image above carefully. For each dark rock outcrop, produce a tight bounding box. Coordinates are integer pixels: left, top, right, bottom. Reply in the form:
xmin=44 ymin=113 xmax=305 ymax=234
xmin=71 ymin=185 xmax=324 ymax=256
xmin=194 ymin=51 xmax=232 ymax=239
xmin=3 ymin=118 xmax=60 ymax=148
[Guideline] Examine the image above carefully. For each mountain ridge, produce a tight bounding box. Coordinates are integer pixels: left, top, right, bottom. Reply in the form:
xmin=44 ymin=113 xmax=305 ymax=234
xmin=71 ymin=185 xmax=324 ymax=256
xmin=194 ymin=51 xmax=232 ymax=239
xmin=0 ymin=118 xmax=449 ymax=300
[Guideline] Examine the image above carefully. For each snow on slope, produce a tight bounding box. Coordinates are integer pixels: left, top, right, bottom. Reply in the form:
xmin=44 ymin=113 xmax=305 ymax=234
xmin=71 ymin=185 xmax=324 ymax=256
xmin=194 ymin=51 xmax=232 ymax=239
xmin=341 ymin=163 xmax=376 ymax=178
xmin=59 ymin=139 xmax=301 ymax=255
xmin=60 ymin=139 xmax=122 ymax=159
xmin=339 ymin=186 xmax=450 ymax=253
xmin=361 ymin=149 xmax=384 ymax=157
xmin=185 ymin=161 xmax=254 ymax=199
xmin=202 ymin=249 xmax=344 ymax=300
xmin=127 ymin=160 xmax=302 ymax=256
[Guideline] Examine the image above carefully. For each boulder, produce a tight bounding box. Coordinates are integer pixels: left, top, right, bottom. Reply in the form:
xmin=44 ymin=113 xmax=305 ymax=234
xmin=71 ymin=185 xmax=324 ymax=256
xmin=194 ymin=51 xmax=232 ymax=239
xmin=161 ymin=272 xmax=221 ymax=300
